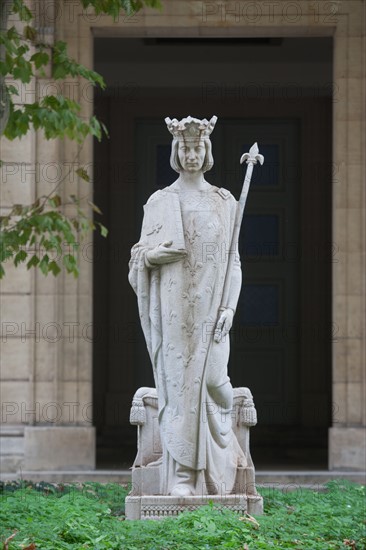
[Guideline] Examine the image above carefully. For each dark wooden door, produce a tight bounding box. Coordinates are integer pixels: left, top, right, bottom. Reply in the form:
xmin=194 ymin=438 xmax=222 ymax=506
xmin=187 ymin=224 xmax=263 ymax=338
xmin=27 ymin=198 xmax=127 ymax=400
xmin=93 ymin=94 xmax=331 ymax=467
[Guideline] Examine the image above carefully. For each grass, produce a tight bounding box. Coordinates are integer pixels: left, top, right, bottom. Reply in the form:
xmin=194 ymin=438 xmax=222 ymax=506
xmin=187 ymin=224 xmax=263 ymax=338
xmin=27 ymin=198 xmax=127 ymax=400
xmin=0 ymin=480 xmax=364 ymax=549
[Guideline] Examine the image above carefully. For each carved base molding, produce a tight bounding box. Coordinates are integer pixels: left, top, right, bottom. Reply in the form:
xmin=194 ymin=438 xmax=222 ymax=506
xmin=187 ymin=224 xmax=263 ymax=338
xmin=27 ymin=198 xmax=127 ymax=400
xmin=125 ymin=494 xmax=263 ymax=520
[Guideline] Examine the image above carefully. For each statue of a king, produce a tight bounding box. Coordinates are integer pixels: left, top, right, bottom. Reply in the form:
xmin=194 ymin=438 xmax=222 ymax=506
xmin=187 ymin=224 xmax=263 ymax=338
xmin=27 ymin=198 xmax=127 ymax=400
xmin=128 ymin=116 xmax=246 ymax=497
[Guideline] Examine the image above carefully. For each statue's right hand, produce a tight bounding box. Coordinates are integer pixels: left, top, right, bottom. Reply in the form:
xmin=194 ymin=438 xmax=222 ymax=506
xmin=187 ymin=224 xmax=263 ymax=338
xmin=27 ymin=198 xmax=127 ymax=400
xmin=146 ymin=241 xmax=187 ymax=266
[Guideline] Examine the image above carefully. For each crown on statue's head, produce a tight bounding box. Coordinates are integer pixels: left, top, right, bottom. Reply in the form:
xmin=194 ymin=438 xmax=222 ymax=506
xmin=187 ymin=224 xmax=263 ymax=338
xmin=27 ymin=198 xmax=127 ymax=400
xmin=165 ymin=115 xmax=217 ymax=141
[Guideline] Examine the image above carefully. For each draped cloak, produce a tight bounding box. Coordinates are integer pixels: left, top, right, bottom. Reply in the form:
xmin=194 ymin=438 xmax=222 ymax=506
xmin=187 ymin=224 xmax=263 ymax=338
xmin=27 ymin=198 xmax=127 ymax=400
xmin=128 ymin=184 xmax=245 ymax=494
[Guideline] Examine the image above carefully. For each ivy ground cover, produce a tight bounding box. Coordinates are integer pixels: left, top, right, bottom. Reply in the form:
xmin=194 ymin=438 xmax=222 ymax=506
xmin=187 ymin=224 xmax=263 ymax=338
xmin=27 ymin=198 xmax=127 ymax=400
xmin=0 ymin=480 xmax=364 ymax=549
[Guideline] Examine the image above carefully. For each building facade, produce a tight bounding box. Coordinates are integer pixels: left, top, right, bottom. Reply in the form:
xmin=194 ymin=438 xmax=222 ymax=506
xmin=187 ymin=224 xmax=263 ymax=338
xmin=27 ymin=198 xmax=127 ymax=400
xmin=0 ymin=0 xmax=365 ymax=475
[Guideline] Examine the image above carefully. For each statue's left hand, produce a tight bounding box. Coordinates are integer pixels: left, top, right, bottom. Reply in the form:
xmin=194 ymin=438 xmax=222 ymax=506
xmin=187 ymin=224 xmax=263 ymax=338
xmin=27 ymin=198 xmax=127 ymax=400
xmin=214 ymin=308 xmax=234 ymax=343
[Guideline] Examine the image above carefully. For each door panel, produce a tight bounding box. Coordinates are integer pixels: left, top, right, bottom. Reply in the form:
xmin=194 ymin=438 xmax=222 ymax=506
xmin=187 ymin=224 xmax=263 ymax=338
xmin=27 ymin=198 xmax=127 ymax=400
xmin=224 ymin=121 xmax=300 ymax=425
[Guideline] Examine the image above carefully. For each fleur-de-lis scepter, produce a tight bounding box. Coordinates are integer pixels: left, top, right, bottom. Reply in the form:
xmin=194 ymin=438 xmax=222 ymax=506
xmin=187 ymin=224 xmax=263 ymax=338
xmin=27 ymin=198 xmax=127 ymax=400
xmin=219 ymin=143 xmax=265 ymax=315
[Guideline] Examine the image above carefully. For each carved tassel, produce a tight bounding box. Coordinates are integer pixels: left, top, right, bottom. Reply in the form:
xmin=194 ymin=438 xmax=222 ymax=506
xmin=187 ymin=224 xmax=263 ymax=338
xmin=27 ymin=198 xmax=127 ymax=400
xmin=130 ymin=397 xmax=146 ymax=425
xmin=241 ymin=404 xmax=257 ymax=427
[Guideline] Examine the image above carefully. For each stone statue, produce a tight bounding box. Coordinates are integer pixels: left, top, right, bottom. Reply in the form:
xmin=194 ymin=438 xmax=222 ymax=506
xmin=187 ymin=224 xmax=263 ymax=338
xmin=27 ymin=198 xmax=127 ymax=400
xmin=128 ymin=116 xmax=253 ymax=498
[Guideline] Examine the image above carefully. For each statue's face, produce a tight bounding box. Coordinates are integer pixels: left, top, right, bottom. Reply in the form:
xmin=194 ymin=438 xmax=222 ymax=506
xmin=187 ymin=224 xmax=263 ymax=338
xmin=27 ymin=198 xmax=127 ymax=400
xmin=178 ymin=140 xmax=206 ymax=172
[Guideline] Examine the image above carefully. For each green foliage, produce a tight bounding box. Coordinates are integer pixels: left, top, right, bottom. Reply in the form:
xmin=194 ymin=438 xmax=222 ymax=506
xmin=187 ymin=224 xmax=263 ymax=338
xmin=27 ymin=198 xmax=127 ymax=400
xmin=0 ymin=480 xmax=129 ymax=515
xmin=52 ymin=41 xmax=105 ymax=86
xmin=0 ymin=0 xmax=162 ymax=278
xmin=258 ymin=480 xmax=366 ymax=549
xmin=11 ymin=0 xmax=32 ymax=22
xmin=81 ymin=0 xmax=161 ymax=18
xmin=0 ymin=12 xmax=107 ymax=141
xmin=5 ymin=95 xmax=106 ymax=142
xmin=0 ymin=480 xmax=364 ymax=549
xmin=0 ymin=188 xmax=108 ymax=279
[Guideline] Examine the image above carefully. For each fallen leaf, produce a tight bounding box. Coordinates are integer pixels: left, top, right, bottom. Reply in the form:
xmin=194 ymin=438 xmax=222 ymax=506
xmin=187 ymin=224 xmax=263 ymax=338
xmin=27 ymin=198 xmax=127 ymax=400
xmin=238 ymin=513 xmax=260 ymax=529
xmin=3 ymin=533 xmax=16 ymax=550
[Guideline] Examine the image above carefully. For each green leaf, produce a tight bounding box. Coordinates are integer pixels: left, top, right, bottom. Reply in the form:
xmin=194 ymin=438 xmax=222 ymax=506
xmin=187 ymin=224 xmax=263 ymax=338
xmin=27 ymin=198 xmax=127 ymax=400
xmin=100 ymin=121 xmax=109 ymax=138
xmin=5 ymin=26 xmax=20 ymax=42
xmin=48 ymin=195 xmax=62 ymax=208
xmin=7 ymin=84 xmax=19 ymax=96
xmin=12 ymin=62 xmax=33 ymax=83
xmin=13 ymin=0 xmax=33 ymax=22
xmin=24 ymin=25 xmax=37 ymax=41
xmin=27 ymin=254 xmax=39 ymax=269
xmin=18 ymin=227 xmax=32 ymax=245
xmin=71 ymin=219 xmax=79 ymax=231
xmin=39 ymin=254 xmax=49 ymax=275
xmin=11 ymin=204 xmax=23 ymax=216
xmin=76 ymin=167 xmax=90 ymax=182
xmin=63 ymin=254 xmax=79 ymax=277
xmin=49 ymin=261 xmax=61 ymax=276
xmin=52 ymin=63 xmax=67 ymax=80
xmin=88 ymin=201 xmax=102 ymax=215
xmin=14 ymin=249 xmax=27 ymax=266
xmin=31 ymin=51 xmax=49 ymax=69
xmin=98 ymin=223 xmax=108 ymax=238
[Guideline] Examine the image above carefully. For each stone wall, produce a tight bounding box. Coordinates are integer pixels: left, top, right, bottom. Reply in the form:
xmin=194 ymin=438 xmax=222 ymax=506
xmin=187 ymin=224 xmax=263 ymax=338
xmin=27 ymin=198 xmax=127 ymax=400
xmin=0 ymin=0 xmax=95 ymax=472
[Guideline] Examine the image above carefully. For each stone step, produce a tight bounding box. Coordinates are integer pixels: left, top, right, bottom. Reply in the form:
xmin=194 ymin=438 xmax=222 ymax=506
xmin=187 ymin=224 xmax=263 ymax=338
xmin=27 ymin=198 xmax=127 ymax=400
xmin=1 ymin=469 xmax=364 ymax=486
xmin=256 ymin=470 xmax=366 ymax=486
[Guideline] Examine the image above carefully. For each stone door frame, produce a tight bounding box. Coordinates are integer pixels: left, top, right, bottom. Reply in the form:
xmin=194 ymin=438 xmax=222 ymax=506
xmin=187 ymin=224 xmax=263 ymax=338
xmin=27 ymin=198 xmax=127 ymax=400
xmin=52 ymin=1 xmax=364 ymax=471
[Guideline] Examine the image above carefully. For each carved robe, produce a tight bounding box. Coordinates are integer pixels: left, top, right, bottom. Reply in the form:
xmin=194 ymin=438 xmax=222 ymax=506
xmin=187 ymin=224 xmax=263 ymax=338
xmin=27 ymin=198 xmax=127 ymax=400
xmin=128 ymin=183 xmax=245 ymax=495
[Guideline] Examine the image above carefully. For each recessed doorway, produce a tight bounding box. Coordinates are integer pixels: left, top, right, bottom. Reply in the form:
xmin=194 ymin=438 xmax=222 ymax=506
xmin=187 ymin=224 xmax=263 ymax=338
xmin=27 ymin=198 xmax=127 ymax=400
xmin=93 ymin=37 xmax=332 ymax=470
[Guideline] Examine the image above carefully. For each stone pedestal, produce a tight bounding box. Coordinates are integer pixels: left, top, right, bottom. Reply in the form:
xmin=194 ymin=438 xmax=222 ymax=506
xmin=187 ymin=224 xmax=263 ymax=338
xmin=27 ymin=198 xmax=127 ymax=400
xmin=125 ymin=494 xmax=263 ymax=520
xmin=125 ymin=387 xmax=263 ymax=520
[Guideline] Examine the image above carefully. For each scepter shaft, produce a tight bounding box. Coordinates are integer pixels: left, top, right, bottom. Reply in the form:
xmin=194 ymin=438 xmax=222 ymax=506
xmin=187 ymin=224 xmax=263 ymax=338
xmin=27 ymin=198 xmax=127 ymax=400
xmin=220 ymin=143 xmax=264 ymax=310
